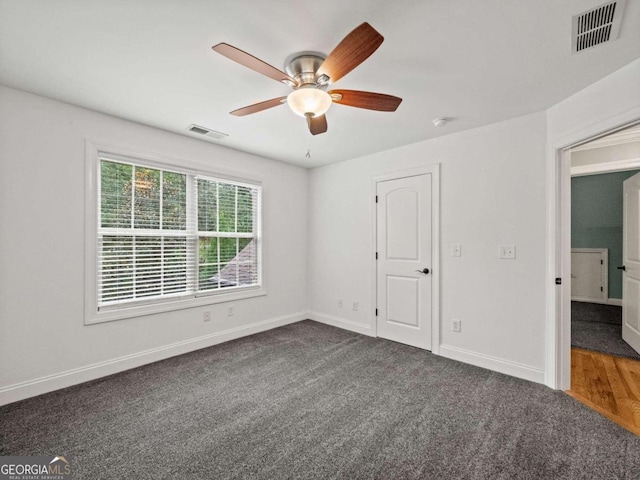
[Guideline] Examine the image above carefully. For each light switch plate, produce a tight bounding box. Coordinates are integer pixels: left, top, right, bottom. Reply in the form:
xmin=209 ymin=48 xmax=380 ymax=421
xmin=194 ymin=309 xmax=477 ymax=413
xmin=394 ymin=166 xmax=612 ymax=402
xmin=452 ymin=243 xmax=462 ymax=257
xmin=500 ymin=245 xmax=516 ymax=259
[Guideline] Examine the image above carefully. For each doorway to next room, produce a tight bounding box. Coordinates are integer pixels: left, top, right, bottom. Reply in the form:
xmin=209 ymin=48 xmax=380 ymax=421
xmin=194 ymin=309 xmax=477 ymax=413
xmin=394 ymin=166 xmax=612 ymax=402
xmin=566 ymin=124 xmax=640 ymax=436
xmin=571 ymin=171 xmax=640 ymax=360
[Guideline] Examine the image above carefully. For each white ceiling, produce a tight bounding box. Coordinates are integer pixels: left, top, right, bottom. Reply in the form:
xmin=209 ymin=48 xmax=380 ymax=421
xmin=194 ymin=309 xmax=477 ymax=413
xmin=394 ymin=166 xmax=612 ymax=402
xmin=1 ymin=0 xmax=639 ymax=168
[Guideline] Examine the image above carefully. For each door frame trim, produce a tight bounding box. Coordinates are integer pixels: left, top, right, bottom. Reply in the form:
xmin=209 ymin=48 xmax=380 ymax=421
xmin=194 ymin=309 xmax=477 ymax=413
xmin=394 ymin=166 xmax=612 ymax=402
xmin=371 ymin=164 xmax=441 ymax=354
xmin=547 ymin=111 xmax=640 ymax=390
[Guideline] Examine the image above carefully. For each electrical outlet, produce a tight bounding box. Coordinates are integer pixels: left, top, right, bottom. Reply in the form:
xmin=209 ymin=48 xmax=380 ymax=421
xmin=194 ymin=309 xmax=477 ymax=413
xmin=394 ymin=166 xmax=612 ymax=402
xmin=203 ymin=311 xmax=211 ymax=322
xmin=452 ymin=243 xmax=462 ymax=257
xmin=352 ymin=301 xmax=358 ymax=311
xmin=500 ymin=245 xmax=516 ymax=259
xmin=338 ymin=299 xmax=343 ymax=308
xmin=452 ymin=319 xmax=461 ymax=332
xmin=227 ymin=306 xmax=234 ymax=317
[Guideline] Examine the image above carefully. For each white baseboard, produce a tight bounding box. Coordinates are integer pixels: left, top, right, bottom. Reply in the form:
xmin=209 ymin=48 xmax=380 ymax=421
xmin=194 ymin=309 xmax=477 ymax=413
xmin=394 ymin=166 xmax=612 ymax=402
xmin=309 ymin=314 xmax=544 ymax=384
xmin=571 ymin=297 xmax=622 ymax=306
xmin=0 ymin=311 xmax=549 ymax=406
xmin=438 ymin=344 xmax=545 ymax=385
xmin=0 ymin=312 xmax=306 ymax=407
xmin=307 ymin=311 xmax=374 ymax=337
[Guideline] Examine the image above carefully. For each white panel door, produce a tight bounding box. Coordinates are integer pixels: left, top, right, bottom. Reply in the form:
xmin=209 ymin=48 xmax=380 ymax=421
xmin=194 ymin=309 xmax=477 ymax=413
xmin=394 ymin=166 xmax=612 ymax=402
xmin=622 ymin=172 xmax=640 ymax=354
xmin=571 ymin=249 xmax=607 ymax=302
xmin=376 ymin=174 xmax=432 ymax=350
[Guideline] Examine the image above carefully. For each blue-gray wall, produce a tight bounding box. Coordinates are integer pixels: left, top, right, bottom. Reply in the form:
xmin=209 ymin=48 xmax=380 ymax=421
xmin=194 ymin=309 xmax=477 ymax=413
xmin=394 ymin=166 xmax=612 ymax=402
xmin=571 ymin=170 xmax=640 ymax=299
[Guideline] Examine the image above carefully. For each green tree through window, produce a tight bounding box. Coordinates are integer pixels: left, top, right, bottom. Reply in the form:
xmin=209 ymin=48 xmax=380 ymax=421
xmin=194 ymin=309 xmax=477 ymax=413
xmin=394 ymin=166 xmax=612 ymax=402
xmin=98 ymin=158 xmax=260 ymax=309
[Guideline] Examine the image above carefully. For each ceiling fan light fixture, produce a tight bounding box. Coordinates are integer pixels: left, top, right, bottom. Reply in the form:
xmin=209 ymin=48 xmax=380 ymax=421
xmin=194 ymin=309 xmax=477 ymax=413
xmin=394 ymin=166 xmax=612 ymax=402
xmin=287 ymin=88 xmax=332 ymax=118
xmin=213 ymin=23 xmax=401 ymax=135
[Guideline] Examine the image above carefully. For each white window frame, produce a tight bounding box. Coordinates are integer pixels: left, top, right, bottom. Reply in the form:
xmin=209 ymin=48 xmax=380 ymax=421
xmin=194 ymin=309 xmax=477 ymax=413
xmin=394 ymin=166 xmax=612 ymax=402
xmin=85 ymin=141 xmax=265 ymax=325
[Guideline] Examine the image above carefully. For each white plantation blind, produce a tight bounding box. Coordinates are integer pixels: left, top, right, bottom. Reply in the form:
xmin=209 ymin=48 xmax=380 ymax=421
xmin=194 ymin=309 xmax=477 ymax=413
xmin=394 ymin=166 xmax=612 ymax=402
xmin=97 ymin=157 xmax=260 ymax=310
xmin=196 ymin=177 xmax=259 ymax=292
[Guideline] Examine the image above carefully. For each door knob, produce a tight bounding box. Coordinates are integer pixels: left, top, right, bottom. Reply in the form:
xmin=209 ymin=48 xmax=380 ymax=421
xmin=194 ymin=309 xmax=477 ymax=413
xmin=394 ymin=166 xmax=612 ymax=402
xmin=618 ymin=265 xmax=626 ymax=271
xmin=416 ymin=268 xmax=430 ymax=274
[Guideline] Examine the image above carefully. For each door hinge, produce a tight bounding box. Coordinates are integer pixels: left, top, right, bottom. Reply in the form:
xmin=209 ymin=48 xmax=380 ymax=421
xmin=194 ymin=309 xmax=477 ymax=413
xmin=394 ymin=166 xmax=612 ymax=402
xmin=601 ymin=286 xmax=603 ymax=292
xmin=376 ymin=252 xmax=378 ymax=260
xmin=555 ymin=278 xmax=562 ymax=285
xmin=601 ymin=259 xmax=603 ymax=265
xmin=375 ymin=195 xmax=378 ymax=203
xmin=375 ymin=308 xmax=378 ymax=316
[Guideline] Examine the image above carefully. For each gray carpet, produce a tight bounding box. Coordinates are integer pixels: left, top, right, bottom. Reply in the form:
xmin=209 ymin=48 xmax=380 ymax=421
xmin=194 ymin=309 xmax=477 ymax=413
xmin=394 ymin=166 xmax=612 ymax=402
xmin=571 ymin=301 xmax=640 ymax=360
xmin=1 ymin=320 xmax=639 ymax=479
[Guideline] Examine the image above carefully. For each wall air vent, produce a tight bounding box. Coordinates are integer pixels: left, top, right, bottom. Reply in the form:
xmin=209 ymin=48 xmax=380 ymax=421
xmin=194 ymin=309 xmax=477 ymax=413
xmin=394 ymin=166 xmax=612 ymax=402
xmin=572 ymin=0 xmax=626 ymax=53
xmin=187 ymin=124 xmax=228 ymax=140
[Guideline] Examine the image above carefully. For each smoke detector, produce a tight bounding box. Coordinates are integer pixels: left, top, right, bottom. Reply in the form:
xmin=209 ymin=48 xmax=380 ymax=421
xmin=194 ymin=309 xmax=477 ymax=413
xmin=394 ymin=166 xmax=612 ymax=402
xmin=432 ymin=118 xmax=447 ymax=128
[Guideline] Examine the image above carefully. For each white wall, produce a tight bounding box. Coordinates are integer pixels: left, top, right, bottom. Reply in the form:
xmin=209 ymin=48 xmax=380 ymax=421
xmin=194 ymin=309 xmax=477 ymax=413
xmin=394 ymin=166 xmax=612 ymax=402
xmin=547 ymin=59 xmax=640 ymax=146
xmin=308 ymin=112 xmax=548 ymax=383
xmin=0 ymin=86 xmax=308 ymax=405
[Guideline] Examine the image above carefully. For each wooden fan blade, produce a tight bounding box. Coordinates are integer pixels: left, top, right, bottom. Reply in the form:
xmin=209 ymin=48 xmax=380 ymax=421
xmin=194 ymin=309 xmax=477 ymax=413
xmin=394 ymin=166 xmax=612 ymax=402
xmin=329 ymin=90 xmax=402 ymax=112
xmin=230 ymin=97 xmax=287 ymax=116
xmin=212 ymin=43 xmax=296 ymax=85
xmin=307 ymin=114 xmax=328 ymax=135
xmin=316 ymin=23 xmax=384 ymax=84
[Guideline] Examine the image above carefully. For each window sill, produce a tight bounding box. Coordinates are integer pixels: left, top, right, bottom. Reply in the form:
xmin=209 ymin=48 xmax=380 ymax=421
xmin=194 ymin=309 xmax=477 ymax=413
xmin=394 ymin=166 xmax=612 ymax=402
xmin=85 ymin=287 xmax=266 ymax=325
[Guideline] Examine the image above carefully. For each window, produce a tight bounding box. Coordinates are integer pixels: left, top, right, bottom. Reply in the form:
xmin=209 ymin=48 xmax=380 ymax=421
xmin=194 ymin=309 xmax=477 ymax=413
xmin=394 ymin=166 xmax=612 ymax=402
xmin=88 ymin=150 xmax=262 ymax=322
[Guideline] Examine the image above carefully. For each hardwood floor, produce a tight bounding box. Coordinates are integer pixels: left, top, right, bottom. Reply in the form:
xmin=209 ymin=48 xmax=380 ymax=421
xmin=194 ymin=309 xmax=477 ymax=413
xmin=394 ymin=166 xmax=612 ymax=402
xmin=567 ymin=348 xmax=640 ymax=436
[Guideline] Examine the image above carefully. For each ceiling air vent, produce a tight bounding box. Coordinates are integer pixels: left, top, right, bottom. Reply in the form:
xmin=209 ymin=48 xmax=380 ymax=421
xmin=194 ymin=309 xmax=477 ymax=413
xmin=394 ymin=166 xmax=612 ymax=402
xmin=572 ymin=0 xmax=626 ymax=53
xmin=187 ymin=124 xmax=228 ymax=140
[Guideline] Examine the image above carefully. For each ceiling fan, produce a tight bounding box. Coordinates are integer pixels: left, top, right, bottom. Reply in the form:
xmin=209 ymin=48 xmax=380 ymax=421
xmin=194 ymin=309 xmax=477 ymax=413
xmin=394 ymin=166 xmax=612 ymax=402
xmin=212 ymin=22 xmax=402 ymax=135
